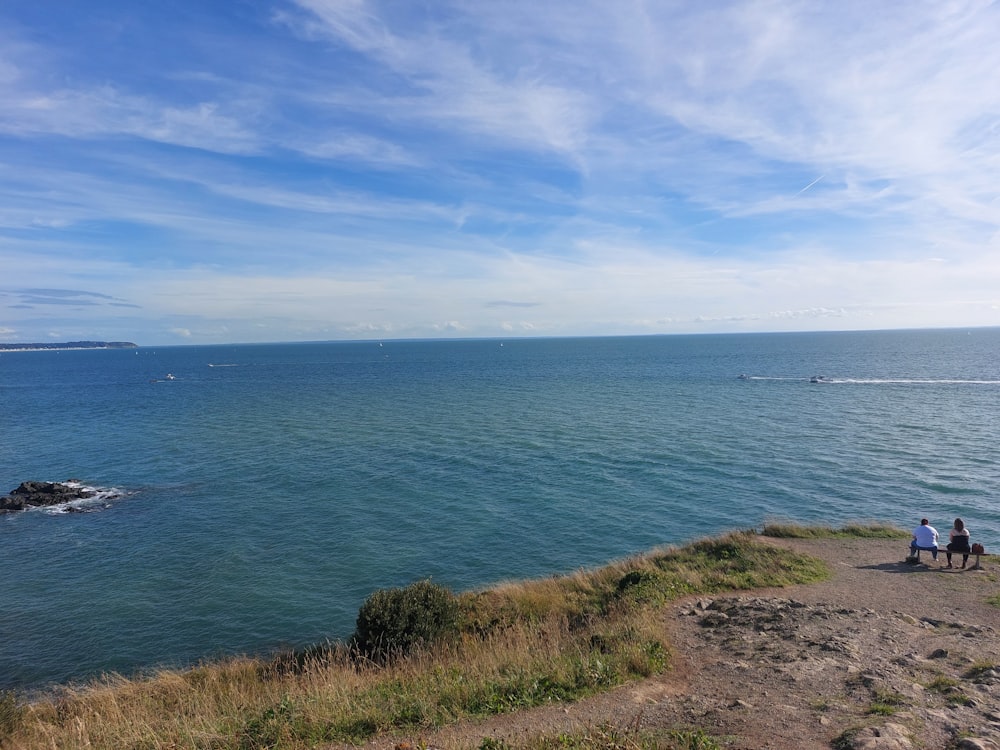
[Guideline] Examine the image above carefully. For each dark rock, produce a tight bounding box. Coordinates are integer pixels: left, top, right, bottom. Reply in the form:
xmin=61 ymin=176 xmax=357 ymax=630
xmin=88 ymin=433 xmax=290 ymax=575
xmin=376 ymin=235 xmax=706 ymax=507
xmin=0 ymin=481 xmax=95 ymax=512
xmin=955 ymin=739 xmax=1000 ymax=750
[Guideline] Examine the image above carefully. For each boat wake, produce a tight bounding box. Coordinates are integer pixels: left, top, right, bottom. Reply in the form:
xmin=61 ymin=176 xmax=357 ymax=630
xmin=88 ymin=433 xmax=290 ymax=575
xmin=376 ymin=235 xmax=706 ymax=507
xmin=739 ymin=375 xmax=1000 ymax=385
xmin=831 ymin=378 xmax=1000 ymax=385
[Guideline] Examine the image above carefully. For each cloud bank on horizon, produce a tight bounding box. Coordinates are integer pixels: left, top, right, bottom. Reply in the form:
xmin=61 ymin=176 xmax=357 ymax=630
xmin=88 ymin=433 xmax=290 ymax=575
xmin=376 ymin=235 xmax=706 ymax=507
xmin=1 ymin=0 xmax=999 ymax=344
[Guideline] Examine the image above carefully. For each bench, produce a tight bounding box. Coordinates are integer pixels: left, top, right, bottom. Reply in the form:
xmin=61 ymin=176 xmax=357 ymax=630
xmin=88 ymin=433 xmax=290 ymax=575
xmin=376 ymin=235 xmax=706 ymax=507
xmin=907 ymin=547 xmax=990 ymax=569
xmin=968 ymin=552 xmax=989 ymax=570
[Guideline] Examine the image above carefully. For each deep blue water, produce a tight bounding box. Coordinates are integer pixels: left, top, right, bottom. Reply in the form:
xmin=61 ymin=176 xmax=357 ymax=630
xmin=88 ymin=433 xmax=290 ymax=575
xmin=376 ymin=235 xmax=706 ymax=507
xmin=2 ymin=329 xmax=999 ymax=691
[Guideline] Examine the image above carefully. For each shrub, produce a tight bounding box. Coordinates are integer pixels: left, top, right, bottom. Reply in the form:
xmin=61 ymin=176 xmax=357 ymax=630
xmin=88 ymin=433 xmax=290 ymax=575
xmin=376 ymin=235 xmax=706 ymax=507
xmin=352 ymin=579 xmax=459 ymax=663
xmin=615 ymin=569 xmax=671 ymax=607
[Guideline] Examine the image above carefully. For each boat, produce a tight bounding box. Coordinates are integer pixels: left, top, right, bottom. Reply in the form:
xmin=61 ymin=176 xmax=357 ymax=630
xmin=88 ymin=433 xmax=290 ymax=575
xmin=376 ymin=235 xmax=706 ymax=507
xmin=809 ymin=375 xmax=830 ymax=383
xmin=165 ymin=373 xmax=176 ymax=380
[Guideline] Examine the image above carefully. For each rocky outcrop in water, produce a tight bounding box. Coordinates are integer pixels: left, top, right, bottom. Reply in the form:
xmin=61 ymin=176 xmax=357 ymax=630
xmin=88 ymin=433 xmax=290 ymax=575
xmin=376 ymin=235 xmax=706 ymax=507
xmin=0 ymin=481 xmax=95 ymax=512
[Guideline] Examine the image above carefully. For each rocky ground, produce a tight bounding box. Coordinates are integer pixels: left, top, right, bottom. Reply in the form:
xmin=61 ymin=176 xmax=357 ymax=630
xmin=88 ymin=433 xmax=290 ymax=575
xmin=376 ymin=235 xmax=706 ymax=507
xmin=346 ymin=536 xmax=1000 ymax=750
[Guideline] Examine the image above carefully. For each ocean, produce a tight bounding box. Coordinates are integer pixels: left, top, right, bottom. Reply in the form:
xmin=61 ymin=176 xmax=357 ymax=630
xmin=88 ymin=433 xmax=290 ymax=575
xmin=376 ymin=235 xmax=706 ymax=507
xmin=2 ymin=329 xmax=999 ymax=692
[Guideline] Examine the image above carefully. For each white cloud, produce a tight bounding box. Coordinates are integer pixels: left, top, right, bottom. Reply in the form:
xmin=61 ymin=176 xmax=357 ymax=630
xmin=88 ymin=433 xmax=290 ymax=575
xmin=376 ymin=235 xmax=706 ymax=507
xmin=286 ymin=0 xmax=597 ymax=156
xmin=295 ymin=132 xmax=423 ymax=167
xmin=1 ymin=1 xmax=999 ymax=343
xmin=2 ymin=85 xmax=261 ymax=154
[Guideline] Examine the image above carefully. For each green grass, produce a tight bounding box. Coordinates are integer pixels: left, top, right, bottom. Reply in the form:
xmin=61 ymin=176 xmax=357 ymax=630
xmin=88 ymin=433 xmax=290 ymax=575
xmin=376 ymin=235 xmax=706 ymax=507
xmin=926 ymin=676 xmax=959 ymax=692
xmin=761 ymin=522 xmax=909 ymax=539
xmin=866 ymin=703 xmax=898 ymax=716
xmin=873 ymin=688 xmax=906 ymax=704
xmin=2 ymin=531 xmax=828 ymax=750
xmin=925 ymin=676 xmax=971 ymax=707
xmin=832 ymin=729 xmax=862 ymax=750
xmin=946 ymin=693 xmax=973 ymax=707
xmin=964 ymin=662 xmax=999 ymax=681
xmin=867 ymin=688 xmax=907 ymax=715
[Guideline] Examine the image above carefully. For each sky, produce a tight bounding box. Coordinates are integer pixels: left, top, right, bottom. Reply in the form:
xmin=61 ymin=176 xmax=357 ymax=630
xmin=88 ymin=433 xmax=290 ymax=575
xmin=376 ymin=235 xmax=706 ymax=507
xmin=2 ymin=0 xmax=999 ymax=345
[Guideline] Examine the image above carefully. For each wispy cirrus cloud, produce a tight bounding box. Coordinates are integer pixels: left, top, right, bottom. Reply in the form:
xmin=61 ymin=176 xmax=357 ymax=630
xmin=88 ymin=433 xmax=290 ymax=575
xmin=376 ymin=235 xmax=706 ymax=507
xmin=1 ymin=0 xmax=999 ymax=344
xmin=5 ymin=288 xmax=140 ymax=309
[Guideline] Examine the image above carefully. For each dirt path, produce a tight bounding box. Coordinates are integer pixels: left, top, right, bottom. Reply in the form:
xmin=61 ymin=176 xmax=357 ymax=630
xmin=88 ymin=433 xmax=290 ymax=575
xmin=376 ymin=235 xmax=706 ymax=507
xmin=340 ymin=537 xmax=1000 ymax=749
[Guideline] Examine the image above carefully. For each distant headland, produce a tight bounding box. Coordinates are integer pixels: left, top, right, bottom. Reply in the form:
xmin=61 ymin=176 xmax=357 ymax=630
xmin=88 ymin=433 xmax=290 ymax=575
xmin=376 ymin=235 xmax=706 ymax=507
xmin=0 ymin=341 xmax=138 ymax=352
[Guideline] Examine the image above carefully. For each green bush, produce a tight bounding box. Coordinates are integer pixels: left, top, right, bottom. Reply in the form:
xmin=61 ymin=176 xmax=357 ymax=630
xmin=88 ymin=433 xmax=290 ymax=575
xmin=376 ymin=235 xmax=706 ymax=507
xmin=615 ymin=569 xmax=670 ymax=607
xmin=352 ymin=579 xmax=459 ymax=663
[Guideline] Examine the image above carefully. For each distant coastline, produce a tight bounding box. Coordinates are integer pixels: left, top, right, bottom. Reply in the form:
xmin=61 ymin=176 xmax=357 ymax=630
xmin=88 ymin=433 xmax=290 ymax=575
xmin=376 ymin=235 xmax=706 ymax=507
xmin=0 ymin=341 xmax=138 ymax=352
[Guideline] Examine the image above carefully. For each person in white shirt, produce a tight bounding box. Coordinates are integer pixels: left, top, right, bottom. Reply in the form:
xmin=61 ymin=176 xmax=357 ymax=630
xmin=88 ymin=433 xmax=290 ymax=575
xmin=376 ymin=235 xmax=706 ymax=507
xmin=910 ymin=518 xmax=939 ymax=560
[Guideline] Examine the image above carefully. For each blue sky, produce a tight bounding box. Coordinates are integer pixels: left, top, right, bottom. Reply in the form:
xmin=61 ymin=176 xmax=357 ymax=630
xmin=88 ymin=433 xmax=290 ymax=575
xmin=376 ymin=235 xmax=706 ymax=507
xmin=2 ymin=0 xmax=999 ymax=345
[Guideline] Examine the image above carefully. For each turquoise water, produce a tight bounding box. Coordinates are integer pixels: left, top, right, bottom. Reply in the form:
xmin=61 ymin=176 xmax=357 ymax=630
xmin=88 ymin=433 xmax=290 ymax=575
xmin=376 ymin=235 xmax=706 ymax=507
xmin=2 ymin=330 xmax=999 ymax=691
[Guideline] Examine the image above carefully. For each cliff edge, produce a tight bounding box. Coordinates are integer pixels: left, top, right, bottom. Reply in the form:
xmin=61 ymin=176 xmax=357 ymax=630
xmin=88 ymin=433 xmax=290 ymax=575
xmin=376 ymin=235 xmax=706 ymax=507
xmin=377 ymin=536 xmax=1000 ymax=750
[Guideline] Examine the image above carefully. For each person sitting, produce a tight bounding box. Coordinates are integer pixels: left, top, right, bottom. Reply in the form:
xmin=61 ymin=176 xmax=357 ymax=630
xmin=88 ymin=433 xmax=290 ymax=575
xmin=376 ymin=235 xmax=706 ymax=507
xmin=910 ymin=518 xmax=939 ymax=561
xmin=946 ymin=517 xmax=972 ymax=569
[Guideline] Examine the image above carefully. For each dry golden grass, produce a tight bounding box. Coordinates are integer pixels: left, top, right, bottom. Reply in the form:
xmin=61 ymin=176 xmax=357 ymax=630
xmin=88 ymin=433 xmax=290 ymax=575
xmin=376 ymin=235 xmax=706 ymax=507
xmin=1 ymin=531 xmax=830 ymax=750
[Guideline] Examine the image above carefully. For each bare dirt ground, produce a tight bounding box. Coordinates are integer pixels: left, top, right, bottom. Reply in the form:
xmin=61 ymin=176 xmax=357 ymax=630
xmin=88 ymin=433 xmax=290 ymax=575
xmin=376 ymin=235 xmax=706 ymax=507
xmin=347 ymin=537 xmax=1000 ymax=750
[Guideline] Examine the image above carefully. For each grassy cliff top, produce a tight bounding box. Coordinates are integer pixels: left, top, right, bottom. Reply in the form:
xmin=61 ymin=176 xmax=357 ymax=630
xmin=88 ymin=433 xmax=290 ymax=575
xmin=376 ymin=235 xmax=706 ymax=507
xmin=3 ymin=524 xmax=943 ymax=750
